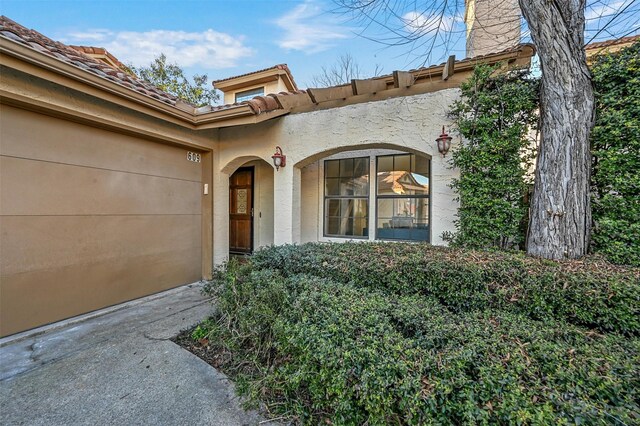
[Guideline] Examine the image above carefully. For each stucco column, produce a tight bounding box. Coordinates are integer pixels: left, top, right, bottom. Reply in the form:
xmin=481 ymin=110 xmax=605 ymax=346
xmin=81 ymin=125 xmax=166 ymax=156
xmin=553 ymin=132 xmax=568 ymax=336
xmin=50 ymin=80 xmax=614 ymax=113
xmin=213 ymin=170 xmax=230 ymax=265
xmin=273 ymin=165 xmax=301 ymax=245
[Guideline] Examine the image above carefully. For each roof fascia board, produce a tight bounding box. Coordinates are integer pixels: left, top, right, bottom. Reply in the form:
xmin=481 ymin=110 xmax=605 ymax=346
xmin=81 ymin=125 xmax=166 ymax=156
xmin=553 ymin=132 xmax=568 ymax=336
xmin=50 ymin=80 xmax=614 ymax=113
xmin=0 ymin=37 xmax=199 ymax=124
xmin=1 ymin=37 xmax=261 ymax=128
xmin=195 ymin=108 xmax=289 ymax=130
xmin=0 ymin=89 xmax=213 ymax=151
xmin=213 ymin=69 xmax=288 ymax=91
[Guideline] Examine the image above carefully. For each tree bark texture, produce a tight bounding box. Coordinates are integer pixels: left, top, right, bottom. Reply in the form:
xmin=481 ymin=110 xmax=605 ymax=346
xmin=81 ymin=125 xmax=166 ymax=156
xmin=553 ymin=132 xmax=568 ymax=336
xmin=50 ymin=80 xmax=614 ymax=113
xmin=519 ymin=0 xmax=595 ymax=259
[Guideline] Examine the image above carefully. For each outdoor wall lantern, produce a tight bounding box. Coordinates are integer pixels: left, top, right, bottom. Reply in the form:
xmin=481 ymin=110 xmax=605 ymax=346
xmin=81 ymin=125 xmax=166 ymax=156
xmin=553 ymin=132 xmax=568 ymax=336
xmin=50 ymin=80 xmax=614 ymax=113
xmin=436 ymin=126 xmax=453 ymax=157
xmin=271 ymin=146 xmax=287 ymax=170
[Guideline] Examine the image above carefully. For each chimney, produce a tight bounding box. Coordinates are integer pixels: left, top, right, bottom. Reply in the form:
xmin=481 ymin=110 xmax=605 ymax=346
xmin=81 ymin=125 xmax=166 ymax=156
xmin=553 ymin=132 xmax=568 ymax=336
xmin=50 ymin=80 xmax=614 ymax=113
xmin=464 ymin=0 xmax=521 ymax=57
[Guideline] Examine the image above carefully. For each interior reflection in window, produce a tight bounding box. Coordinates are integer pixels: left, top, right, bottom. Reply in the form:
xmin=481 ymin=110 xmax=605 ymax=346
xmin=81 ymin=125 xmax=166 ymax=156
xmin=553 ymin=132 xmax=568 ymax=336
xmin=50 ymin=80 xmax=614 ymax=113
xmin=376 ymin=154 xmax=430 ymax=241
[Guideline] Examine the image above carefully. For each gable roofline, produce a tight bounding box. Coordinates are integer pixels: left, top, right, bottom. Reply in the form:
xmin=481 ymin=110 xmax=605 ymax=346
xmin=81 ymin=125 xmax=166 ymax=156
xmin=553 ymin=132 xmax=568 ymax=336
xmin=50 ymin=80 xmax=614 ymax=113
xmin=212 ymin=64 xmax=298 ymax=92
xmin=69 ymin=45 xmax=130 ymax=72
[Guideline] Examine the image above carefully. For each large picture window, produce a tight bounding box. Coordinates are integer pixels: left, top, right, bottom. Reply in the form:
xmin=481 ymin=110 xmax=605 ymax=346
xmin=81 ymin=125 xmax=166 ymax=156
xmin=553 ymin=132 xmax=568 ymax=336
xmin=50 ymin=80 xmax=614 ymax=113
xmin=376 ymin=154 xmax=430 ymax=241
xmin=324 ymin=157 xmax=369 ymax=238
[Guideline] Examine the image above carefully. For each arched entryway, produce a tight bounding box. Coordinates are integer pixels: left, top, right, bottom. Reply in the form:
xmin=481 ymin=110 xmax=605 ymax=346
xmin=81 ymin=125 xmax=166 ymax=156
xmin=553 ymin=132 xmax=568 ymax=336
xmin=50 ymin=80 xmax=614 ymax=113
xmin=227 ymin=158 xmax=274 ymax=255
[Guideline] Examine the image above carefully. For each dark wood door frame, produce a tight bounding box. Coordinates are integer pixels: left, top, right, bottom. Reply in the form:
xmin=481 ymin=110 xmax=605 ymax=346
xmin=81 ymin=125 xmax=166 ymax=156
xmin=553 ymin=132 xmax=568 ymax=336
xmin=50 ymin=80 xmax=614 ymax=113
xmin=229 ymin=166 xmax=254 ymax=254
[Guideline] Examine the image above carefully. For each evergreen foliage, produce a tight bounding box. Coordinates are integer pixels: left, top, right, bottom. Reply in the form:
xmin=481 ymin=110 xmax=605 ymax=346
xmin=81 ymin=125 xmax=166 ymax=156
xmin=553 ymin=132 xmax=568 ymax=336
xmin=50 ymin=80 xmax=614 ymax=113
xmin=132 ymin=53 xmax=218 ymax=107
xmin=447 ymin=65 xmax=539 ymax=249
xmin=590 ymin=41 xmax=640 ymax=266
xmin=191 ymin=243 xmax=639 ymax=425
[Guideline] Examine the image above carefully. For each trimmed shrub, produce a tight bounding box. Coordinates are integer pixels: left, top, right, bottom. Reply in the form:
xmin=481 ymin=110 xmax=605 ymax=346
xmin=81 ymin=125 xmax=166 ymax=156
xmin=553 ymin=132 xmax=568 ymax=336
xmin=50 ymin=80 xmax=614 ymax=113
xmin=448 ymin=64 xmax=539 ymax=250
xmin=590 ymin=41 xmax=640 ymax=266
xmin=252 ymin=243 xmax=640 ymax=335
xmin=198 ymin=245 xmax=640 ymax=424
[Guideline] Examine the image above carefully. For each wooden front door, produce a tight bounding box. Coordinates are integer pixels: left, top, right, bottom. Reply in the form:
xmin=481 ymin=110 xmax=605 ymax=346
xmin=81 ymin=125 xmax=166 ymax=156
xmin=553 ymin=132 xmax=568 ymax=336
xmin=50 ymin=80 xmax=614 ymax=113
xmin=229 ymin=167 xmax=253 ymax=254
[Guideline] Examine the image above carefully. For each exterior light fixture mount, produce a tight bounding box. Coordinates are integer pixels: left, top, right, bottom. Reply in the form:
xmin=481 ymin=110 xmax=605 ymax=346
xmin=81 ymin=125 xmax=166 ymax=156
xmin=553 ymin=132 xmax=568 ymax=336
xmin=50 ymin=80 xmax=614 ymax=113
xmin=436 ymin=126 xmax=453 ymax=157
xmin=271 ymin=146 xmax=286 ymax=170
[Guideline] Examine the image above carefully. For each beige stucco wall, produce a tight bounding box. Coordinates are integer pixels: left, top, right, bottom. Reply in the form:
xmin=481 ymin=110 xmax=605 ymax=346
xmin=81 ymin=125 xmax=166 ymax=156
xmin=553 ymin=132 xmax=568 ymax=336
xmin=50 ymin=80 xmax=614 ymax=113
xmin=215 ymin=88 xmax=461 ymax=263
xmin=0 ymin=105 xmax=207 ymax=336
xmin=465 ymin=0 xmax=520 ymax=57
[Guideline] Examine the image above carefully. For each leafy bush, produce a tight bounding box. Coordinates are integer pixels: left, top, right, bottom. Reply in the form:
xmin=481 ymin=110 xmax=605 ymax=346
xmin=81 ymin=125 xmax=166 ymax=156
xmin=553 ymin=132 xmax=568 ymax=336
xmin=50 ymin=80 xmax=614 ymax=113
xmin=252 ymin=243 xmax=640 ymax=335
xmin=447 ymin=65 xmax=539 ymax=250
xmin=590 ymin=41 xmax=640 ymax=266
xmin=195 ymin=243 xmax=640 ymax=424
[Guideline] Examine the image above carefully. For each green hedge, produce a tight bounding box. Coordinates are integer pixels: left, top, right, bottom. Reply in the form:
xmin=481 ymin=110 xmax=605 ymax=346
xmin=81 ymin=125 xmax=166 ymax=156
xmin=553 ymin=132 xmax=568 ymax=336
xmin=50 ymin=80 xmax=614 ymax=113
xmin=590 ymin=41 xmax=640 ymax=266
xmin=251 ymin=243 xmax=639 ymax=336
xmin=199 ymin=244 xmax=640 ymax=424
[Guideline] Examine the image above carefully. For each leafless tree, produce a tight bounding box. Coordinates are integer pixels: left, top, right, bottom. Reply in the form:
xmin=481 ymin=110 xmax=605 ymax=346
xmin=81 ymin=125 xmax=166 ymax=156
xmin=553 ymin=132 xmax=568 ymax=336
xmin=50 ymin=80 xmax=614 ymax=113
xmin=310 ymin=53 xmax=383 ymax=87
xmin=334 ymin=0 xmax=639 ymax=260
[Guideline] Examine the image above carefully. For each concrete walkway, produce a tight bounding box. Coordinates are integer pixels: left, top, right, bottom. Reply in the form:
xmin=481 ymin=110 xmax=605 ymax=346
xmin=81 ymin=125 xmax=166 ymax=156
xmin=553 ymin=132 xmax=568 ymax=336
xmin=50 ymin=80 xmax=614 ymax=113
xmin=0 ymin=283 xmax=266 ymax=426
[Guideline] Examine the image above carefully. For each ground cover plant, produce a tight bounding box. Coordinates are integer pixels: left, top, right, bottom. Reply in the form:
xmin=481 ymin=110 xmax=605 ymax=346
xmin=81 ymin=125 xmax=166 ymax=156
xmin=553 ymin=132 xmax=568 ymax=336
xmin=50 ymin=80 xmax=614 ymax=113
xmin=183 ymin=243 xmax=639 ymax=425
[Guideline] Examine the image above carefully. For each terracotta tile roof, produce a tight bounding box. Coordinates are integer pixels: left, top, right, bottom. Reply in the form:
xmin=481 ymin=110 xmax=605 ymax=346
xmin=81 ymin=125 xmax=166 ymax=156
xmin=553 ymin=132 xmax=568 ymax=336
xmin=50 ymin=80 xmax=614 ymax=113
xmin=0 ymin=15 xmax=535 ymax=123
xmin=0 ymin=15 xmax=179 ymax=106
xmin=0 ymin=16 xmax=291 ymax=117
xmin=212 ymin=64 xmax=298 ymax=90
xmin=68 ymin=45 xmax=130 ymax=71
xmin=585 ymin=35 xmax=640 ymax=50
xmin=374 ymin=43 xmax=536 ymax=81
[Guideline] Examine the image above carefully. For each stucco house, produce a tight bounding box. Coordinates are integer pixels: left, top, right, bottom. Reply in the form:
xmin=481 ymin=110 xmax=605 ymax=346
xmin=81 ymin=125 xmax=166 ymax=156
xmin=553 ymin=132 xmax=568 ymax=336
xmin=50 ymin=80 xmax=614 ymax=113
xmin=0 ymin=13 xmax=534 ymax=336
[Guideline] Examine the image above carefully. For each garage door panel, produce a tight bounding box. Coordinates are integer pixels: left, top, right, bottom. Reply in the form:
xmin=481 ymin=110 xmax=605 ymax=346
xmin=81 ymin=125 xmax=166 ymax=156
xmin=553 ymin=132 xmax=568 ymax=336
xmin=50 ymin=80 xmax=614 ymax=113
xmin=0 ymin=248 xmax=202 ymax=337
xmin=0 ymin=105 xmax=202 ymax=182
xmin=1 ymin=215 xmax=201 ymax=276
xmin=1 ymin=156 xmax=201 ymax=216
xmin=0 ymin=107 xmax=208 ymax=337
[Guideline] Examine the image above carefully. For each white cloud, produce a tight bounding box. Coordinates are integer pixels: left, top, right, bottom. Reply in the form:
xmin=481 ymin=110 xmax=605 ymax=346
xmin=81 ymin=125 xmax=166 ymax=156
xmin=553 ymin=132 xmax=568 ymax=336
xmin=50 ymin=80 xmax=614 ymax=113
xmin=62 ymin=28 xmax=254 ymax=69
xmin=585 ymin=0 xmax=626 ymax=21
xmin=401 ymin=11 xmax=457 ymax=36
xmin=275 ymin=0 xmax=351 ymax=53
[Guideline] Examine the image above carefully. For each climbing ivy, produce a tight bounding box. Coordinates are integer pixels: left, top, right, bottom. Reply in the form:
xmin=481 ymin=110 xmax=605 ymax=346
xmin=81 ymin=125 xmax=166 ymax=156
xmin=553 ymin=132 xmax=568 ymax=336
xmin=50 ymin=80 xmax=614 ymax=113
xmin=446 ymin=65 xmax=539 ymax=249
xmin=590 ymin=41 xmax=640 ymax=266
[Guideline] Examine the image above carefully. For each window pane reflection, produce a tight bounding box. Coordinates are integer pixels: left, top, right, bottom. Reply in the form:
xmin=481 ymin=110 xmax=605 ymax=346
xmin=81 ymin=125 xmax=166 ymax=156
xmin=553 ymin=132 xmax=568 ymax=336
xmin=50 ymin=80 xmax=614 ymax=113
xmin=377 ymin=154 xmax=429 ymax=196
xmin=324 ymin=157 xmax=369 ymax=238
xmin=376 ymin=154 xmax=430 ymax=241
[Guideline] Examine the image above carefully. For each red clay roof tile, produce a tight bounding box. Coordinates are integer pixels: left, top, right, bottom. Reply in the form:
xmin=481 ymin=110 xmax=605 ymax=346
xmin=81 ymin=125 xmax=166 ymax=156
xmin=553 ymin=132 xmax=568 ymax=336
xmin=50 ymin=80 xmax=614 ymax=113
xmin=0 ymin=15 xmax=181 ymax=107
xmin=585 ymin=35 xmax=639 ymax=50
xmin=212 ymin=63 xmax=298 ymax=90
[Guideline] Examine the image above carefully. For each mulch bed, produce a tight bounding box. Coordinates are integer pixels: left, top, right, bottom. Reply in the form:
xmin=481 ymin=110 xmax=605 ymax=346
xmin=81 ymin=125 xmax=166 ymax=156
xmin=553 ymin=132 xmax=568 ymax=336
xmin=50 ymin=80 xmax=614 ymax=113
xmin=171 ymin=327 xmax=232 ymax=370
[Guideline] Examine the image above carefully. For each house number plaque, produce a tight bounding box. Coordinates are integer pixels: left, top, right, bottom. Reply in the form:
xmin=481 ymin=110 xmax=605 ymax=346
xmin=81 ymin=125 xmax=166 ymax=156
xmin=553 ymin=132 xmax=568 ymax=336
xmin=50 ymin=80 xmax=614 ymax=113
xmin=236 ymin=189 xmax=248 ymax=214
xmin=187 ymin=152 xmax=201 ymax=162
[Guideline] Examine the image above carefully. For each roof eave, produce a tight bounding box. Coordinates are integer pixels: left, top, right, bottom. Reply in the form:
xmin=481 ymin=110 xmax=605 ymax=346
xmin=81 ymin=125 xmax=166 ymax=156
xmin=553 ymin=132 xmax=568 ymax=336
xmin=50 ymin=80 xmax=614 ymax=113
xmin=0 ymin=36 xmax=265 ymax=128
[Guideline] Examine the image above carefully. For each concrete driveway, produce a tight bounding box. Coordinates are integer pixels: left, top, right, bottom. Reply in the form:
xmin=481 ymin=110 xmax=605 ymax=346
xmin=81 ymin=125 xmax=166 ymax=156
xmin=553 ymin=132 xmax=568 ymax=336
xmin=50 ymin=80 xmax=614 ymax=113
xmin=0 ymin=283 xmax=266 ymax=426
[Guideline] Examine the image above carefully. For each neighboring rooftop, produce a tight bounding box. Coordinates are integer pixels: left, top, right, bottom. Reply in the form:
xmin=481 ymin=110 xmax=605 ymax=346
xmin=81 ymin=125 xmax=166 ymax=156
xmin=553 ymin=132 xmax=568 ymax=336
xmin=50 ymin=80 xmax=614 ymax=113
xmin=585 ymin=34 xmax=639 ymax=52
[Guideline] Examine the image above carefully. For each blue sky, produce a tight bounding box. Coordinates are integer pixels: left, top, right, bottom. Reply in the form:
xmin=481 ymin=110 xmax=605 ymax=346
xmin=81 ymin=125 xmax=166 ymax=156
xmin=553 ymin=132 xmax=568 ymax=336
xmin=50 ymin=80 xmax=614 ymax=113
xmin=2 ymin=0 xmax=638 ymax=96
xmin=3 ymin=0 xmax=465 ymax=89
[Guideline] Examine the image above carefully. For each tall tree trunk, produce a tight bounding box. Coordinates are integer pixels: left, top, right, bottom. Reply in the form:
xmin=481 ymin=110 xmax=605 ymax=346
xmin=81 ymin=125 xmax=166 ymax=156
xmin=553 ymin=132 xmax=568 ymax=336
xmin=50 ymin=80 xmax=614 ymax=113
xmin=519 ymin=0 xmax=595 ymax=259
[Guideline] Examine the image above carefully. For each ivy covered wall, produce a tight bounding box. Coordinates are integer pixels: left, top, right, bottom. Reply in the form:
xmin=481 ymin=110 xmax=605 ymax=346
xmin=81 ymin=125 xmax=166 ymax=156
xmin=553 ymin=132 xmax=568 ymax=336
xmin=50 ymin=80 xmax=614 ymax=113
xmin=590 ymin=41 xmax=640 ymax=266
xmin=447 ymin=42 xmax=639 ymax=266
